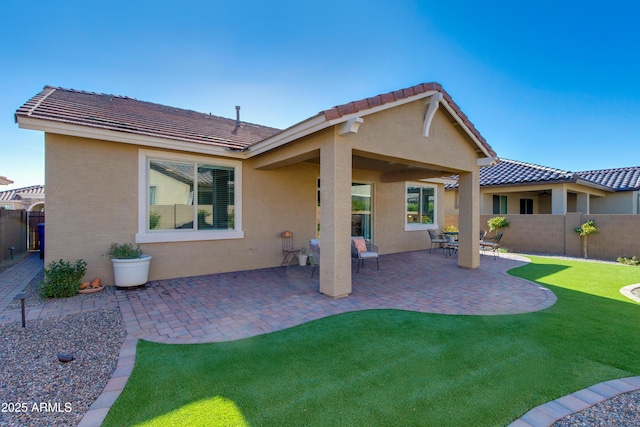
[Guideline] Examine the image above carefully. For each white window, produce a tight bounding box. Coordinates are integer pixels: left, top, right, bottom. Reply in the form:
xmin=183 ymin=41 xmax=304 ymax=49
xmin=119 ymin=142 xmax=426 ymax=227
xmin=493 ymin=195 xmax=508 ymax=214
xmin=405 ymin=183 xmax=437 ymax=230
xmin=136 ymin=150 xmax=243 ymax=243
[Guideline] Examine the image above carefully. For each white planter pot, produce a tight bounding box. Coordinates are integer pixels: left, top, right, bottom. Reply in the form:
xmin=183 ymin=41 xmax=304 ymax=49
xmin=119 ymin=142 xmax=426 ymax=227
xmin=298 ymin=254 xmax=308 ymax=266
xmin=112 ymin=255 xmax=152 ymax=287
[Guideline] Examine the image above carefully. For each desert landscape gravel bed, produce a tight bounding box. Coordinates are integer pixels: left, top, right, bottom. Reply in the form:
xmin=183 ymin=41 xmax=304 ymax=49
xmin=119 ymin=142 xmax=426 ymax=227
xmin=0 ymin=308 xmax=126 ymax=427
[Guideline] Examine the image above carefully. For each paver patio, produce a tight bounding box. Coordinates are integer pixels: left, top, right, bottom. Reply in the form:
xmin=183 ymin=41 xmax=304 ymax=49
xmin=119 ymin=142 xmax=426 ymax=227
xmin=117 ymin=250 xmax=556 ymax=344
xmin=1 ymin=250 xmax=555 ymax=340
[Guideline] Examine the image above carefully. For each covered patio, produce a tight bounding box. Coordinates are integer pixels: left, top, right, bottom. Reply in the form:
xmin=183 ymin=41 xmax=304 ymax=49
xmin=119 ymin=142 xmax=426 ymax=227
xmin=117 ymin=251 xmax=556 ymax=344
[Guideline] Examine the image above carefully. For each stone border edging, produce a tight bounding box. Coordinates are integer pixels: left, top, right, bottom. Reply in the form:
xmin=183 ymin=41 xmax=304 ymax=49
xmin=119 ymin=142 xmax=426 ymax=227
xmin=77 ymin=334 xmax=139 ymax=427
xmin=508 ymin=376 xmax=640 ymax=427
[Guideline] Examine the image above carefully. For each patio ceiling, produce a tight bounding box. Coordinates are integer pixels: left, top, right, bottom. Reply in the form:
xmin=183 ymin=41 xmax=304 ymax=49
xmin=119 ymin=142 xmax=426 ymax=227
xmin=299 ymin=150 xmax=459 ymax=183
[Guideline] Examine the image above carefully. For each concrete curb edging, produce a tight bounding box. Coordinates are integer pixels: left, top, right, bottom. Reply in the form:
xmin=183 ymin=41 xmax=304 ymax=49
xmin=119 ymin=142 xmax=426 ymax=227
xmin=620 ymin=283 xmax=640 ymax=303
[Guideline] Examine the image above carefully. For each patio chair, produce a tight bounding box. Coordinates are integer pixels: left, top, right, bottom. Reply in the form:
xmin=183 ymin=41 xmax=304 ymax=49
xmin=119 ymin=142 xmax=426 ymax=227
xmin=281 ymin=231 xmax=301 ymax=266
xmin=309 ymin=239 xmax=320 ymax=278
xmin=428 ymin=229 xmax=446 ymax=253
xmin=443 ymin=233 xmax=458 ymax=257
xmin=480 ymin=232 xmax=503 ymax=259
xmin=351 ymin=236 xmax=379 ymax=273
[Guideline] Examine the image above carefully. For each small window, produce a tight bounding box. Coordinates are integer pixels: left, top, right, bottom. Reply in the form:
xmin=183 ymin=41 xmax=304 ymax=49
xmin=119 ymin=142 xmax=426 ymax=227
xmin=406 ymin=184 xmax=437 ymax=230
xmin=493 ymin=195 xmax=507 ymax=214
xmin=520 ymin=198 xmax=533 ymax=215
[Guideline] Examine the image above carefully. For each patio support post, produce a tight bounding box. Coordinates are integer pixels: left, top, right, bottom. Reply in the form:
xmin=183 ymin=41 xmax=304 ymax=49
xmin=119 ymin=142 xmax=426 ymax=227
xmin=319 ymin=141 xmax=352 ymax=297
xmin=552 ymin=187 xmax=567 ymax=214
xmin=576 ymin=193 xmax=590 ymax=214
xmin=457 ymin=170 xmax=480 ymax=269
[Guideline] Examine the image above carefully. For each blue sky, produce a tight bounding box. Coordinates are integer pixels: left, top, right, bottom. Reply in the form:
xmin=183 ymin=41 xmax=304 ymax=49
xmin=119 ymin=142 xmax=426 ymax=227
xmin=1 ymin=0 xmax=639 ymax=190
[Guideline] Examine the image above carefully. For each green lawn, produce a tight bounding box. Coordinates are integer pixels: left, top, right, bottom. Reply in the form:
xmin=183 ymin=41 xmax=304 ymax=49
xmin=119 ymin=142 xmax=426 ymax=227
xmin=104 ymin=257 xmax=640 ymax=426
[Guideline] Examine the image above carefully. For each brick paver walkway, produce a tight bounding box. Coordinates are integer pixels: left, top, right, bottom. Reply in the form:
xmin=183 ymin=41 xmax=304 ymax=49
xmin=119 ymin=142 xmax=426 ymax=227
xmin=1 ymin=250 xmax=638 ymax=427
xmin=0 ymin=253 xmax=44 ymax=312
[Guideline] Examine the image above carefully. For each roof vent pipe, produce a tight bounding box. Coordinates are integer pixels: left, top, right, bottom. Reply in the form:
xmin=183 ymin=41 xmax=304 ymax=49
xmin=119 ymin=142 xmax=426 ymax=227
xmin=235 ymin=106 xmax=241 ymax=127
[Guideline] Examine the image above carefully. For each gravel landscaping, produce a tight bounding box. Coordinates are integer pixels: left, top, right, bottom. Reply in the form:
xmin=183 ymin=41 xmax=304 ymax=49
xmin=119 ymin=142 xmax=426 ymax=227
xmin=0 ymin=272 xmax=126 ymax=427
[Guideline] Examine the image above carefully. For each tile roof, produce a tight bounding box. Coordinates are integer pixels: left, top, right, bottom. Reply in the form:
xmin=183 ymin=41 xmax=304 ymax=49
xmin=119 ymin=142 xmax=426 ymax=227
xmin=15 ymin=86 xmax=282 ymax=151
xmin=576 ymin=167 xmax=640 ymax=191
xmin=479 ymin=159 xmax=576 ymax=187
xmin=445 ymin=159 xmax=578 ymax=189
xmin=0 ymin=185 xmax=45 ymax=201
xmin=322 ymin=82 xmax=496 ymax=157
xmin=16 ymin=82 xmax=496 ymax=158
xmin=447 ymin=159 xmax=640 ymax=192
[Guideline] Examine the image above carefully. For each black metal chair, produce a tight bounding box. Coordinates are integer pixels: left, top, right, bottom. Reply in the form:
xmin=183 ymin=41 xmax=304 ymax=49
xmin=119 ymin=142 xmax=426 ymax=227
xmin=428 ymin=229 xmax=446 ymax=253
xmin=281 ymin=231 xmax=301 ymax=266
xmin=480 ymin=232 xmax=503 ymax=259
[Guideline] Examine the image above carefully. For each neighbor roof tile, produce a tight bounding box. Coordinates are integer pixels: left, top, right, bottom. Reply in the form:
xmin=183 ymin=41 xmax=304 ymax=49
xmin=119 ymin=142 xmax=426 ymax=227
xmin=0 ymin=185 xmax=45 ymax=201
xmin=577 ymin=167 xmax=640 ymax=191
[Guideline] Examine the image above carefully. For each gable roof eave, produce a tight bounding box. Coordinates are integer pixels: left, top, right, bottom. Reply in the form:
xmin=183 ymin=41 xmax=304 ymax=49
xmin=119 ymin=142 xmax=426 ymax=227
xmin=247 ymin=82 xmax=497 ymax=160
xmin=16 ymin=116 xmax=249 ymax=159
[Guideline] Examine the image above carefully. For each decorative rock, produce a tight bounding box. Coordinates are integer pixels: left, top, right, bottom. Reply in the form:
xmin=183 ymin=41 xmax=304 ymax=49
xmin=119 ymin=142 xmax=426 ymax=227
xmin=57 ymin=353 xmax=75 ymax=362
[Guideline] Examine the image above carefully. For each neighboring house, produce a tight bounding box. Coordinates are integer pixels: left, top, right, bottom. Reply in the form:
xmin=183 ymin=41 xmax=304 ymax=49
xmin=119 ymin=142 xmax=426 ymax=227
xmin=443 ymin=159 xmax=640 ymax=261
xmin=0 ymin=175 xmax=13 ymax=186
xmin=445 ymin=159 xmax=640 ymax=220
xmin=15 ymin=83 xmax=497 ymax=297
xmin=576 ymin=167 xmax=640 ymax=214
xmin=0 ymin=185 xmax=45 ymax=211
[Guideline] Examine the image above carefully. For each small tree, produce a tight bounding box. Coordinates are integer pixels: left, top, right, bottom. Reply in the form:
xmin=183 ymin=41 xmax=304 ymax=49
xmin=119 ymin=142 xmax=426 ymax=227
xmin=487 ymin=216 xmax=510 ymax=236
xmin=575 ymin=219 xmax=598 ymax=258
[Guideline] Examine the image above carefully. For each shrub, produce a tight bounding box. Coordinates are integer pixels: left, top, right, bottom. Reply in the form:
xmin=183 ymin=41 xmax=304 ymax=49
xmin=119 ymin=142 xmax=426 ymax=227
xmin=617 ymin=256 xmax=640 ymax=266
xmin=107 ymin=243 xmax=144 ymax=259
xmin=39 ymin=259 xmax=87 ymax=298
xmin=487 ymin=216 xmax=510 ymax=233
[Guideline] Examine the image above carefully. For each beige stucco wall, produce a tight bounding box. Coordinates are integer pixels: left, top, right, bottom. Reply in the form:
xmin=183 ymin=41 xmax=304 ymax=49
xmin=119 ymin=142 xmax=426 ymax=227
xmin=349 ymin=102 xmax=481 ymax=172
xmin=44 ymin=98 xmax=484 ymax=284
xmin=45 ymin=134 xmax=319 ymax=283
xmin=590 ymin=192 xmax=637 ymax=214
xmin=45 ymin=134 xmax=138 ymax=283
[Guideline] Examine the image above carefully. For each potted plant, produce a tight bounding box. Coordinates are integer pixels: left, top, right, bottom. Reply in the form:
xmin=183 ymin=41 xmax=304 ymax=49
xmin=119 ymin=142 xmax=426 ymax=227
xmin=298 ymin=247 xmax=308 ymax=266
xmin=107 ymin=243 xmax=152 ymax=288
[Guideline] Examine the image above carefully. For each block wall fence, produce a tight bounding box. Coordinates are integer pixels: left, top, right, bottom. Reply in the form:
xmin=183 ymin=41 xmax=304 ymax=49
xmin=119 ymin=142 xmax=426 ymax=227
xmin=444 ymin=214 xmax=640 ymax=261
